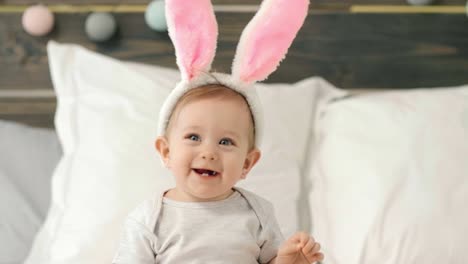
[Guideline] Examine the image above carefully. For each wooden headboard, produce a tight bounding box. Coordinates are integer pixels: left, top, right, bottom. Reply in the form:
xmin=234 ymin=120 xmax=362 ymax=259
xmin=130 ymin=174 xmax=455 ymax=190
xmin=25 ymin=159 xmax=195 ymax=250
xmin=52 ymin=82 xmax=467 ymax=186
xmin=1 ymin=0 xmax=468 ymax=128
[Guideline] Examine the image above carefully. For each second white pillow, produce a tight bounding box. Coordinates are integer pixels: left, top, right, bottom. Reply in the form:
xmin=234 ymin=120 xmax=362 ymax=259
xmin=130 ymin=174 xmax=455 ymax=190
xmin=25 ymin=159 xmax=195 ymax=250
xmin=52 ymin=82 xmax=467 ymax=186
xmin=309 ymin=87 xmax=468 ymax=264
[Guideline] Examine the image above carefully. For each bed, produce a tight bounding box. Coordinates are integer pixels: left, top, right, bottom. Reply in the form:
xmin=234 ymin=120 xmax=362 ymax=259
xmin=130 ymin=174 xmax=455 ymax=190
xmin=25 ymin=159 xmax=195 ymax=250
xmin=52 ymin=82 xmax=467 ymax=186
xmin=1 ymin=1 xmax=468 ymax=263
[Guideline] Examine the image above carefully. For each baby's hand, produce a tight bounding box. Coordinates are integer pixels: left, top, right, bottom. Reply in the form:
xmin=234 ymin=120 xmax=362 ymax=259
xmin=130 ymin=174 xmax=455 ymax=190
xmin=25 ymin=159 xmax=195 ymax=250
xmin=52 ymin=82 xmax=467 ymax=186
xmin=275 ymin=232 xmax=324 ymax=264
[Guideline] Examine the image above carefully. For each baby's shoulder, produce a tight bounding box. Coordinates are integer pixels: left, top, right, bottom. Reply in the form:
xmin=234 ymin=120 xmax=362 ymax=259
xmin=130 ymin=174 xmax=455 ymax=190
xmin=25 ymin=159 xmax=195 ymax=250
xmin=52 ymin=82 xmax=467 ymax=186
xmin=235 ymin=187 xmax=275 ymax=216
xmin=126 ymin=194 xmax=160 ymax=229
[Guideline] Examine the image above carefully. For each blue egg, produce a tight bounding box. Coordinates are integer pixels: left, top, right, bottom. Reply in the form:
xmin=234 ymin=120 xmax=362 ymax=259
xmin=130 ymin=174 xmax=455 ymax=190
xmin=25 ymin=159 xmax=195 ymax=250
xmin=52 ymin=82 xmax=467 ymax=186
xmin=406 ymin=0 xmax=435 ymax=5
xmin=85 ymin=12 xmax=117 ymax=42
xmin=145 ymin=0 xmax=167 ymax=32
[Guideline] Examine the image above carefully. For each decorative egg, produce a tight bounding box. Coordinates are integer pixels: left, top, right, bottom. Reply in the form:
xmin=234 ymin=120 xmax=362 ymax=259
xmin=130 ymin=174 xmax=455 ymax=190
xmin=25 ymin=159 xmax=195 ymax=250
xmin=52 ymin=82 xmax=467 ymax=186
xmin=145 ymin=0 xmax=167 ymax=32
xmin=406 ymin=0 xmax=435 ymax=5
xmin=22 ymin=4 xmax=55 ymax=37
xmin=85 ymin=12 xmax=117 ymax=42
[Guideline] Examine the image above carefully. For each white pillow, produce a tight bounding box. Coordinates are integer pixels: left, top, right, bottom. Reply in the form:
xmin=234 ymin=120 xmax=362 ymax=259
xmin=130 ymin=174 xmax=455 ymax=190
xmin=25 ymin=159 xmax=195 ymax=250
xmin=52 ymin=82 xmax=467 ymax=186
xmin=309 ymin=87 xmax=468 ymax=264
xmin=26 ymin=41 xmax=178 ymax=264
xmin=26 ymin=41 xmax=346 ymax=264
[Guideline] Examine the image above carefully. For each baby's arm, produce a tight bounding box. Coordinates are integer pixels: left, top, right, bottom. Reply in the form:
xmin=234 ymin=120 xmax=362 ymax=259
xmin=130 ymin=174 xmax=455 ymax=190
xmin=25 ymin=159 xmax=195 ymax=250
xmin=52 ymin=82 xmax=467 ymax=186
xmin=268 ymin=232 xmax=324 ymax=264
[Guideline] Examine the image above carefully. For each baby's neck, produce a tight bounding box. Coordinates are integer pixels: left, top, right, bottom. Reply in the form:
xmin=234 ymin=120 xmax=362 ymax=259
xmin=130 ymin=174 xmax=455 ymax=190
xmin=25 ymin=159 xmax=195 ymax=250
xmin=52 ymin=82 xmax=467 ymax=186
xmin=163 ymin=187 xmax=235 ymax=202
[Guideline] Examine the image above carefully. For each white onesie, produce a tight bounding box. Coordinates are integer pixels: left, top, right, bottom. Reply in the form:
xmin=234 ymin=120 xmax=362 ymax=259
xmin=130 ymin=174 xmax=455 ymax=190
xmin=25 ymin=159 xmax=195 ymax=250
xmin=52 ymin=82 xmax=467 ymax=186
xmin=112 ymin=187 xmax=284 ymax=264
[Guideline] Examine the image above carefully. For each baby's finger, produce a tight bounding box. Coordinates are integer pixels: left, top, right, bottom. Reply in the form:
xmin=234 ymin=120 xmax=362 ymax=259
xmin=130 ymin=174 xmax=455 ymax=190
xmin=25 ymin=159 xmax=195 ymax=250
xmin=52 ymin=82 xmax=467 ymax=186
xmin=310 ymin=252 xmax=325 ymax=263
xmin=301 ymin=239 xmax=316 ymax=254
xmin=310 ymin=242 xmax=321 ymax=255
xmin=316 ymin=252 xmax=325 ymax=261
xmin=303 ymin=243 xmax=322 ymax=262
xmin=287 ymin=232 xmax=310 ymax=248
xmin=297 ymin=232 xmax=313 ymax=246
xmin=278 ymin=241 xmax=301 ymax=256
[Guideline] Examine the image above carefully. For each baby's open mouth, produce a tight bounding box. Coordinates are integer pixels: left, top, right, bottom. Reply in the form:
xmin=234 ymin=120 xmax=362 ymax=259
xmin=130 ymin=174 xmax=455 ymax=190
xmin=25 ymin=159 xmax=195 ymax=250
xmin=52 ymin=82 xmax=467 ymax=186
xmin=193 ymin=168 xmax=219 ymax=177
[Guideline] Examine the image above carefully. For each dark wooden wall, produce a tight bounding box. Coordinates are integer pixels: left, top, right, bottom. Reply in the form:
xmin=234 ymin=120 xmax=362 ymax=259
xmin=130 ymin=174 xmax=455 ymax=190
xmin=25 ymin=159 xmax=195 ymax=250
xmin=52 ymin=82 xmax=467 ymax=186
xmin=1 ymin=0 xmax=468 ymax=128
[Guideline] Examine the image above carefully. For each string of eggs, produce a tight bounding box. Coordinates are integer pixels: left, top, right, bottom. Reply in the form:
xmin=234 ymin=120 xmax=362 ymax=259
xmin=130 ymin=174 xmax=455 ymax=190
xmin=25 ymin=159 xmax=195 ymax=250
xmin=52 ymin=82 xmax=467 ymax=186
xmin=23 ymin=0 xmax=464 ymax=41
xmin=21 ymin=0 xmax=167 ymax=42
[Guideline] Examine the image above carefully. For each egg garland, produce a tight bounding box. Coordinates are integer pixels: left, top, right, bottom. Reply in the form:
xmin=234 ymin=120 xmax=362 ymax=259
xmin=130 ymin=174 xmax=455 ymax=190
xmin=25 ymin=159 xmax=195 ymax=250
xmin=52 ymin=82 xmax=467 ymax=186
xmin=85 ymin=12 xmax=117 ymax=42
xmin=145 ymin=0 xmax=168 ymax=32
xmin=22 ymin=3 xmax=170 ymax=40
xmin=22 ymin=4 xmax=55 ymax=37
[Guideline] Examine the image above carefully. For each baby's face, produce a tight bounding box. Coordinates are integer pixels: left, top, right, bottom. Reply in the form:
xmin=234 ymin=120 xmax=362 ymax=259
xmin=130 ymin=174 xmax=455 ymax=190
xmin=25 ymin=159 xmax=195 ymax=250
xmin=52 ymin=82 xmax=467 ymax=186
xmin=162 ymin=96 xmax=259 ymax=202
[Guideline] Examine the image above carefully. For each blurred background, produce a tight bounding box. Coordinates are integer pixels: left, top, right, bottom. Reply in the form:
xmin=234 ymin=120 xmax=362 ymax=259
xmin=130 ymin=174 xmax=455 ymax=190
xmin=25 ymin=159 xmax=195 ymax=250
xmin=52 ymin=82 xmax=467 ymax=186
xmin=1 ymin=0 xmax=468 ymax=128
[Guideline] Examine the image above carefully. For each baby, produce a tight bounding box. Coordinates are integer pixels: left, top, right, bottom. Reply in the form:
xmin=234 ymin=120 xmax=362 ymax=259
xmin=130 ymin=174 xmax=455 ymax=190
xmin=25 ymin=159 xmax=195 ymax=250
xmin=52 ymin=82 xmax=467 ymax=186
xmin=112 ymin=83 xmax=324 ymax=263
xmin=113 ymin=0 xmax=323 ymax=263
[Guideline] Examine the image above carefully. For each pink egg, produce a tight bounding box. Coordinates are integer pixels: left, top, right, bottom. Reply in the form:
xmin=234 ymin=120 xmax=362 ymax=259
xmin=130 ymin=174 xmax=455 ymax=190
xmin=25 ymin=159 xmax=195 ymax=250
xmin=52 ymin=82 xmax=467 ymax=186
xmin=22 ymin=5 xmax=55 ymax=36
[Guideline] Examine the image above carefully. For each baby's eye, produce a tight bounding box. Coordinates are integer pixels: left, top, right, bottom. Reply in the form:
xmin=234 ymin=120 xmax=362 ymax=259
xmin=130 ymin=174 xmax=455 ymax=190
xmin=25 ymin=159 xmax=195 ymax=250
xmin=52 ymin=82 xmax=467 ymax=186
xmin=186 ymin=134 xmax=200 ymax=141
xmin=219 ymin=138 xmax=234 ymax=146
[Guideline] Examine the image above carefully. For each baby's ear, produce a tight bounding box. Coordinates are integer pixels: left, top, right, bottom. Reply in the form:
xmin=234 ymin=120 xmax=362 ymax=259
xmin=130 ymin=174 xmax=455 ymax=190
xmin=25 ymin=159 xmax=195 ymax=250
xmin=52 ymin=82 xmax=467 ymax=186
xmin=242 ymin=148 xmax=261 ymax=179
xmin=155 ymin=136 xmax=170 ymax=168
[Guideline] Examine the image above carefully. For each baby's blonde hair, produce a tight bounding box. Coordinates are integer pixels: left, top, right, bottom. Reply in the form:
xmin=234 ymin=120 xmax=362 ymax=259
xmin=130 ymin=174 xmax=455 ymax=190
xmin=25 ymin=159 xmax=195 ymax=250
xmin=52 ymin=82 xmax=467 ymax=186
xmin=165 ymin=84 xmax=256 ymax=150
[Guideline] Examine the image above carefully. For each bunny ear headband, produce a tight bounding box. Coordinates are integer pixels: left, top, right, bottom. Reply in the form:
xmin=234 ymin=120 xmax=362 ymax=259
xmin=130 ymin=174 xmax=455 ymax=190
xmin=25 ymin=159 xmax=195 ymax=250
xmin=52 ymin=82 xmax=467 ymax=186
xmin=157 ymin=0 xmax=309 ymax=146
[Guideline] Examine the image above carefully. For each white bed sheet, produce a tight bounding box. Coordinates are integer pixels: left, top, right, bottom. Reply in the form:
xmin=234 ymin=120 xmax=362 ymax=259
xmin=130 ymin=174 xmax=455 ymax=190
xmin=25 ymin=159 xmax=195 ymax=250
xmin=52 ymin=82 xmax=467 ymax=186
xmin=0 ymin=120 xmax=61 ymax=263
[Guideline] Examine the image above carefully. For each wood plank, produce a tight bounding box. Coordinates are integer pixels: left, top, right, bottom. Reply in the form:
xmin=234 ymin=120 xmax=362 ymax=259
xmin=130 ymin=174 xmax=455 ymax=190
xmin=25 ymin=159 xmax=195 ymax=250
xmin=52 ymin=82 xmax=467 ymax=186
xmin=0 ymin=4 xmax=259 ymax=13
xmin=283 ymin=0 xmax=468 ymax=11
xmin=0 ymin=0 xmax=261 ymax=5
xmin=1 ymin=3 xmax=466 ymax=14
xmin=1 ymin=0 xmax=466 ymax=13
xmin=0 ymin=98 xmax=55 ymax=128
xmin=2 ymin=10 xmax=468 ymax=128
xmin=345 ymin=0 xmax=466 ymax=4
xmin=0 ymin=0 xmax=262 ymax=5
xmin=351 ymin=5 xmax=465 ymax=13
xmin=2 ymin=12 xmax=468 ymax=91
xmin=1 ymin=0 xmax=465 ymax=7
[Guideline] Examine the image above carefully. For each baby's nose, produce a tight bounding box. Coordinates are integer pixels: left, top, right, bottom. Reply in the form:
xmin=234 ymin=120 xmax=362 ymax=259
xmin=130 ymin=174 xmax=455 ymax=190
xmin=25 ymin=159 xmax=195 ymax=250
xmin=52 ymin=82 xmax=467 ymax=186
xmin=201 ymin=152 xmax=217 ymax=161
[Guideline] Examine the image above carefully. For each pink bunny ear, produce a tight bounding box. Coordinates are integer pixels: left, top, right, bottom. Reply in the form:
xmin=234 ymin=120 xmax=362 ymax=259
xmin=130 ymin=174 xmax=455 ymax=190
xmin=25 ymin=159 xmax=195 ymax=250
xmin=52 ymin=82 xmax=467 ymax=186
xmin=166 ymin=0 xmax=218 ymax=81
xmin=232 ymin=0 xmax=309 ymax=84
